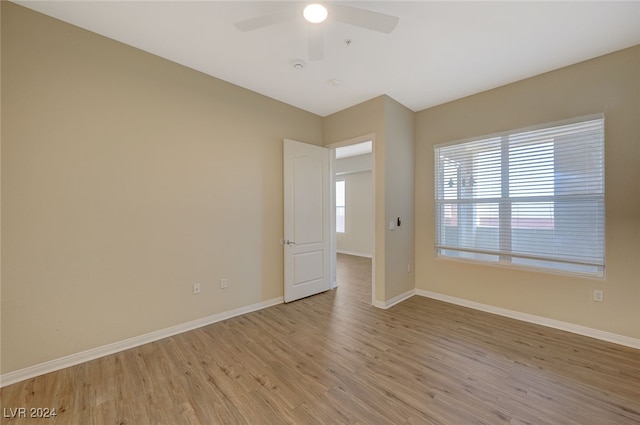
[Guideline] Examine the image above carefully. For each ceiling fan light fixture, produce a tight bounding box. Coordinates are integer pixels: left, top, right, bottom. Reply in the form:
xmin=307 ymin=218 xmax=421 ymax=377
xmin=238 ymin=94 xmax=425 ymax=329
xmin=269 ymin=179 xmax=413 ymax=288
xmin=303 ymin=4 xmax=328 ymax=24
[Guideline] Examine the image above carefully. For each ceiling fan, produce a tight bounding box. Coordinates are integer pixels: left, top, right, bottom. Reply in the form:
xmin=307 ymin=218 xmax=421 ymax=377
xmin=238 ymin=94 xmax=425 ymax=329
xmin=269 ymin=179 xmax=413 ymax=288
xmin=234 ymin=3 xmax=399 ymax=61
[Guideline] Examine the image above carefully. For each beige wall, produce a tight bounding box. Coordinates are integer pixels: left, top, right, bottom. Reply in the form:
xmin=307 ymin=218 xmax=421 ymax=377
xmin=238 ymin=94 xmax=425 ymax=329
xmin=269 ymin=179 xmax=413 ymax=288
xmin=324 ymin=95 xmax=415 ymax=303
xmin=324 ymin=97 xmax=387 ymax=301
xmin=415 ymin=46 xmax=640 ymax=339
xmin=0 ymin=0 xmax=4 ymax=372
xmin=1 ymin=3 xmax=323 ymax=373
xmin=383 ymin=97 xmax=415 ymax=300
xmin=335 ymin=152 xmax=372 ymax=175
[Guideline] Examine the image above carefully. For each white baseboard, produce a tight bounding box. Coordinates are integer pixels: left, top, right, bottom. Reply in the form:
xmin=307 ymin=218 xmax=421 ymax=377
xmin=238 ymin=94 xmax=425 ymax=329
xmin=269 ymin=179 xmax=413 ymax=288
xmin=415 ymin=290 xmax=640 ymax=350
xmin=0 ymin=297 xmax=284 ymax=388
xmin=375 ymin=289 xmax=415 ymax=309
xmin=337 ymin=250 xmax=373 ymax=259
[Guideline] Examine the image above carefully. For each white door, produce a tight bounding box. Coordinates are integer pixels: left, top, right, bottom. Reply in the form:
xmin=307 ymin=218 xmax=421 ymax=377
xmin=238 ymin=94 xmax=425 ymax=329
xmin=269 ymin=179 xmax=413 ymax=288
xmin=283 ymin=139 xmax=331 ymax=303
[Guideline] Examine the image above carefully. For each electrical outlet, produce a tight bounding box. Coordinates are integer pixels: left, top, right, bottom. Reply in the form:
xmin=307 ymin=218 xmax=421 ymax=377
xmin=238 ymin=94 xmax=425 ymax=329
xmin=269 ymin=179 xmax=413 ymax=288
xmin=193 ymin=283 xmax=201 ymax=295
xmin=407 ymin=264 xmax=411 ymax=273
xmin=220 ymin=278 xmax=228 ymax=289
xmin=593 ymin=289 xmax=604 ymax=302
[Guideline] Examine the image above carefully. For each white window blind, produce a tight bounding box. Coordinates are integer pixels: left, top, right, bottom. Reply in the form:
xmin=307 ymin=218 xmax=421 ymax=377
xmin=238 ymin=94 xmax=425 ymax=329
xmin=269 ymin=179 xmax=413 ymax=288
xmin=336 ymin=180 xmax=346 ymax=233
xmin=434 ymin=116 xmax=605 ymax=276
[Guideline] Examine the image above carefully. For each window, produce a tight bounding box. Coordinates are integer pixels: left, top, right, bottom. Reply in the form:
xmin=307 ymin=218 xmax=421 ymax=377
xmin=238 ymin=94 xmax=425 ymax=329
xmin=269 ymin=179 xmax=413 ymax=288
xmin=336 ymin=180 xmax=345 ymax=233
xmin=434 ymin=116 xmax=605 ymax=276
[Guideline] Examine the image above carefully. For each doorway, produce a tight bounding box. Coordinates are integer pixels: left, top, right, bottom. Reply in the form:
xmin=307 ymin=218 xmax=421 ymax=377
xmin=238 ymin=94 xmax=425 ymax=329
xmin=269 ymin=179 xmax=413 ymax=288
xmin=328 ymin=136 xmax=375 ymax=306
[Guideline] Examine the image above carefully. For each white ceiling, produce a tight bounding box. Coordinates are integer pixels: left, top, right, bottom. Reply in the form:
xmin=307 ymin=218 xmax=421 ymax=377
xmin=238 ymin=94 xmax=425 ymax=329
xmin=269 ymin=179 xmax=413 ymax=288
xmin=336 ymin=140 xmax=372 ymax=158
xmin=15 ymin=1 xmax=640 ymax=117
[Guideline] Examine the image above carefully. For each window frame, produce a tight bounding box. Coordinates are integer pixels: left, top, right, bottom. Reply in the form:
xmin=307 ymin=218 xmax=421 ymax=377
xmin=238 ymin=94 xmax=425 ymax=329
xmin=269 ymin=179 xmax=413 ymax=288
xmin=434 ymin=114 xmax=605 ymax=278
xmin=336 ymin=179 xmax=346 ymax=234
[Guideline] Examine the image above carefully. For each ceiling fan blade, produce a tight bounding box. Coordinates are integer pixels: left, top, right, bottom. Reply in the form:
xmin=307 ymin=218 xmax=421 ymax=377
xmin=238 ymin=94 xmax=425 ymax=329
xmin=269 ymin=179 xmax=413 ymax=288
xmin=234 ymin=8 xmax=298 ymax=32
xmin=330 ymin=4 xmax=399 ymax=34
xmin=308 ymin=28 xmax=324 ymax=61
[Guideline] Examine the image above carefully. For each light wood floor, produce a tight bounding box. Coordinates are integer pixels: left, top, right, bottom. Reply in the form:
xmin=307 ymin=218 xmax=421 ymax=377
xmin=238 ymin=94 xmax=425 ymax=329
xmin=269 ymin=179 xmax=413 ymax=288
xmin=2 ymin=253 xmax=639 ymax=424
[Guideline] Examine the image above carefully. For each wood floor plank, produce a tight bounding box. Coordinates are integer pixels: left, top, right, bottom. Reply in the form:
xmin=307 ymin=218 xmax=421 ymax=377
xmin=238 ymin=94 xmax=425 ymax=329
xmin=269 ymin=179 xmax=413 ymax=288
xmin=2 ymin=253 xmax=639 ymax=424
